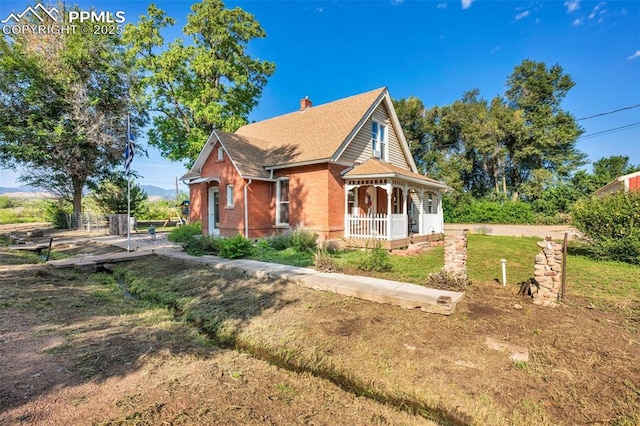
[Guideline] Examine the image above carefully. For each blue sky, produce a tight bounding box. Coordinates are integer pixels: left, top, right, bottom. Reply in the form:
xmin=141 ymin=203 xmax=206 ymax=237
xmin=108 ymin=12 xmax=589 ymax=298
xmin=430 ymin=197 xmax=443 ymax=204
xmin=1 ymin=0 xmax=639 ymax=190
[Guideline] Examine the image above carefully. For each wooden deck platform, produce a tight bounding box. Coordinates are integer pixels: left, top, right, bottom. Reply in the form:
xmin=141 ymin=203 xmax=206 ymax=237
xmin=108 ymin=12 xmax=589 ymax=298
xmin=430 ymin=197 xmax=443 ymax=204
xmin=47 ymin=251 xmax=154 ymax=269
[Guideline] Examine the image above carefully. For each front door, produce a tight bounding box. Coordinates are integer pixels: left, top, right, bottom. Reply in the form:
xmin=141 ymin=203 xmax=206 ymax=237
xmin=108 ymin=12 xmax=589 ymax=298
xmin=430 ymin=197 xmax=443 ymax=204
xmin=208 ymin=187 xmax=220 ymax=235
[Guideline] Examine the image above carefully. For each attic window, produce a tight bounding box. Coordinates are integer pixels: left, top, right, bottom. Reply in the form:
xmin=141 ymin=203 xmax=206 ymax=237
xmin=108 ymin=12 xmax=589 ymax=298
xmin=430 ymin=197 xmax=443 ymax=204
xmin=217 ymin=147 xmax=224 ymax=161
xmin=372 ymin=121 xmax=387 ymax=161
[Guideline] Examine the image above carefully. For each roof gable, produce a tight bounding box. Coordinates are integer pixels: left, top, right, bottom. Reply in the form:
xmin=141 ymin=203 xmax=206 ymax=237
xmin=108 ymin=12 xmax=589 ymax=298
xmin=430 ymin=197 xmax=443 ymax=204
xmin=187 ymin=87 xmax=418 ymax=179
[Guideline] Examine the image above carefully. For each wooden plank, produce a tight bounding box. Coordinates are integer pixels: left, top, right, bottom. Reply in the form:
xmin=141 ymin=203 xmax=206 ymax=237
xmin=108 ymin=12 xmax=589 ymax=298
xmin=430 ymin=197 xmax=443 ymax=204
xmin=48 ymin=251 xmax=154 ymax=269
xmin=8 ymin=244 xmax=49 ymax=252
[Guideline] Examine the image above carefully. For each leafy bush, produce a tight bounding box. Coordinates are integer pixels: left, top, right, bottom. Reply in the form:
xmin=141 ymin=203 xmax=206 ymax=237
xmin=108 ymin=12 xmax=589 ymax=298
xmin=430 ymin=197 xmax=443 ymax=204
xmin=184 ymin=235 xmax=220 ymax=256
xmin=314 ymin=248 xmax=339 ymax=272
xmin=43 ymin=200 xmax=73 ymax=229
xmin=356 ymin=241 xmax=393 ymax=272
xmin=267 ymin=232 xmax=293 ymax=250
xmin=445 ymin=198 xmax=534 ymax=224
xmin=168 ymin=222 xmax=202 ymax=244
xmin=0 ymin=196 xmax=15 ymax=209
xmin=138 ymin=199 xmax=173 ymax=220
xmin=572 ymin=191 xmax=640 ymax=264
xmin=291 ymin=228 xmax=318 ymax=252
xmin=218 ymin=234 xmax=253 ymax=259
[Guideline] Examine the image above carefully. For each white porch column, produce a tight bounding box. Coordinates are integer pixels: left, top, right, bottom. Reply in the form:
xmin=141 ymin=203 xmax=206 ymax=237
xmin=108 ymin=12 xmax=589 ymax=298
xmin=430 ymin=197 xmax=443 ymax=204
xmin=386 ymin=182 xmax=393 ymax=241
xmin=419 ymin=188 xmax=424 ymax=235
xmin=402 ymin=184 xmax=408 ymax=215
xmin=345 ymin=184 xmax=349 ymax=238
xmin=438 ymin=191 xmax=444 ymax=233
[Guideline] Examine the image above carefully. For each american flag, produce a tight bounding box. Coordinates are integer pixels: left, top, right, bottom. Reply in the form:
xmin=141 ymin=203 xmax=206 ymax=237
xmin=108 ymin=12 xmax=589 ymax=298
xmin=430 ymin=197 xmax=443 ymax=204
xmin=125 ymin=118 xmax=135 ymax=175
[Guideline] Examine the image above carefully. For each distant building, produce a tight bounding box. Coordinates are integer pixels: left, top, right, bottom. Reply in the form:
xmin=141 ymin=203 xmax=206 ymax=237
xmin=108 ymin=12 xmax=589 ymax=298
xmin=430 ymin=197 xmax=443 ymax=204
xmin=593 ymin=171 xmax=640 ymax=198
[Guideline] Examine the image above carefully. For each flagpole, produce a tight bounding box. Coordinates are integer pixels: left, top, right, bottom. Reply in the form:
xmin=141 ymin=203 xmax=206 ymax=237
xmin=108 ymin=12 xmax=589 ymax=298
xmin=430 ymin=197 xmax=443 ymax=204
xmin=127 ymin=113 xmax=131 ymax=253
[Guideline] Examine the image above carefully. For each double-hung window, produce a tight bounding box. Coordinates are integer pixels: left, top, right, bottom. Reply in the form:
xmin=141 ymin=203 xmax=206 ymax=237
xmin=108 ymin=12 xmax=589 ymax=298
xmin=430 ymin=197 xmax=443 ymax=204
xmin=226 ymin=184 xmax=234 ymax=208
xmin=276 ymin=178 xmax=289 ymax=226
xmin=371 ymin=121 xmax=387 ymax=161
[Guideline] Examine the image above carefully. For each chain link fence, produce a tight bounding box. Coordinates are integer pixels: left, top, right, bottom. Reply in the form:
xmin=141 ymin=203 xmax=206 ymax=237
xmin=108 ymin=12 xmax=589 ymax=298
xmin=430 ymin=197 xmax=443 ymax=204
xmin=55 ymin=212 xmax=110 ymax=233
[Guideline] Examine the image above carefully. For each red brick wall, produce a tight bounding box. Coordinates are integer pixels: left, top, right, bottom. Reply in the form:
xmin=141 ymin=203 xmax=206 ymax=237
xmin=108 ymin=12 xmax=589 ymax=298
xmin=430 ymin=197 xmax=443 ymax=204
xmin=191 ymin=154 xmax=359 ymax=240
xmin=246 ymin=180 xmax=274 ymax=238
xmin=273 ymin=163 xmax=350 ymax=240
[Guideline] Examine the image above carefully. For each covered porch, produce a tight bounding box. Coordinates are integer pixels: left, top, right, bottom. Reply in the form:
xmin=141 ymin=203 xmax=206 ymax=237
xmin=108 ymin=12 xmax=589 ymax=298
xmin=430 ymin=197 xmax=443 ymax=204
xmin=342 ymin=159 xmax=448 ymax=249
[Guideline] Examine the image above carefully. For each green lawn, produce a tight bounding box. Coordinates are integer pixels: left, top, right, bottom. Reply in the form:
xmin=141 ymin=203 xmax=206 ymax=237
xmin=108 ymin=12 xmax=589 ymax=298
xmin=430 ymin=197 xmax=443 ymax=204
xmin=246 ymin=234 xmax=640 ymax=306
xmin=466 ymin=234 xmax=640 ymax=304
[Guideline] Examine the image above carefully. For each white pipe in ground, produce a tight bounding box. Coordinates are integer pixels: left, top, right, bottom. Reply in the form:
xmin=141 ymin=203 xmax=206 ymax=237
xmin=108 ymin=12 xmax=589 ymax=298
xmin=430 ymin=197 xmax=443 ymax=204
xmin=501 ymin=259 xmax=507 ymax=286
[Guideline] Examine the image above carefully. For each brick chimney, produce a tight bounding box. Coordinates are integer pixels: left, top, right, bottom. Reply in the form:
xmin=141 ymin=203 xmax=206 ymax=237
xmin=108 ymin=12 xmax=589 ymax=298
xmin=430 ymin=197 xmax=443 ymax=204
xmin=300 ymin=96 xmax=312 ymax=111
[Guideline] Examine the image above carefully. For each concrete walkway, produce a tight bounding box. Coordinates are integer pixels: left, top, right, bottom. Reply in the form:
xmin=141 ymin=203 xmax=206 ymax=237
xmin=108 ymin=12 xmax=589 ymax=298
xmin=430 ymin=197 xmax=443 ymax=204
xmin=75 ymin=233 xmax=464 ymax=316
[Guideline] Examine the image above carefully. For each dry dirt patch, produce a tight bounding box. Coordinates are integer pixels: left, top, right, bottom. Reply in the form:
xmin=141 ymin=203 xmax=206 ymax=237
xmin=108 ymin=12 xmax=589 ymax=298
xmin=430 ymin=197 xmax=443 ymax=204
xmin=120 ymin=256 xmax=640 ymax=425
xmin=0 ymin=249 xmax=435 ymax=425
xmin=2 ymin=237 xmax=639 ymax=425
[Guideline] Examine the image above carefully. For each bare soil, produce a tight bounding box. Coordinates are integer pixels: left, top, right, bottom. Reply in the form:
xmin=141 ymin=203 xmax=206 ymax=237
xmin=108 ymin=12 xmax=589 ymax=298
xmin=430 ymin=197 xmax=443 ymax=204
xmin=1 ymin=224 xmax=638 ymax=425
xmin=0 ymin=245 xmax=435 ymax=425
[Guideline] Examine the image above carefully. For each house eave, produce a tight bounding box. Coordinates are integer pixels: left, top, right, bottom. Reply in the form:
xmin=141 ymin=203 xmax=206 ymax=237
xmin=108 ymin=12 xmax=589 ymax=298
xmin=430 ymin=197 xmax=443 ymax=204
xmin=344 ymin=172 xmax=449 ymax=190
xmin=264 ymin=158 xmax=332 ymax=171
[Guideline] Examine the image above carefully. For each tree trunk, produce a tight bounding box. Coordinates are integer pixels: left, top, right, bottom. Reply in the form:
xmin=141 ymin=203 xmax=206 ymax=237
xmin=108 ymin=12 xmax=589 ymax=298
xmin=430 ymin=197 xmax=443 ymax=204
xmin=72 ymin=178 xmax=84 ymax=229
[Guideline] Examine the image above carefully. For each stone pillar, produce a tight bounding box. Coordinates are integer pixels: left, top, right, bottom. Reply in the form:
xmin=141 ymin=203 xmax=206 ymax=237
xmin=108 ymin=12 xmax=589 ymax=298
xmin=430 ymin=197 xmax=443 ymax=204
xmin=444 ymin=230 xmax=467 ymax=279
xmin=532 ymin=237 xmax=563 ymax=307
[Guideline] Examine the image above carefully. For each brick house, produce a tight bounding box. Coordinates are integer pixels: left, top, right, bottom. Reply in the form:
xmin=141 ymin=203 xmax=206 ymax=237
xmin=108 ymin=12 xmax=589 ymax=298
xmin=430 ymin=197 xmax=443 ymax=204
xmin=182 ymin=87 xmax=450 ymax=249
xmin=593 ymin=170 xmax=640 ymax=198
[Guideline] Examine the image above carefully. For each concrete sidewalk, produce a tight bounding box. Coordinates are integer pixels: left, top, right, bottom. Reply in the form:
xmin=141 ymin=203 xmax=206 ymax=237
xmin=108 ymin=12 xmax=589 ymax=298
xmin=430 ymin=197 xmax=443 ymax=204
xmin=89 ymin=233 xmax=464 ymax=315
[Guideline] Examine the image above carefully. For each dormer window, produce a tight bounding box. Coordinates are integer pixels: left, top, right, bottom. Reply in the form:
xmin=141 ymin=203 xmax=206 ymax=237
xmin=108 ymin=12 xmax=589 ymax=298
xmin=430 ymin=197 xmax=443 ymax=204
xmin=372 ymin=121 xmax=387 ymax=161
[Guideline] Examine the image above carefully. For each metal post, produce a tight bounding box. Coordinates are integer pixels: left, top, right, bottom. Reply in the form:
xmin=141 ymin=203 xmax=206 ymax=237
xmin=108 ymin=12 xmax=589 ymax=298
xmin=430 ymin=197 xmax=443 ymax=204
xmin=501 ymin=259 xmax=507 ymax=286
xmin=561 ymin=232 xmax=568 ymax=300
xmin=127 ymin=176 xmax=131 ymax=252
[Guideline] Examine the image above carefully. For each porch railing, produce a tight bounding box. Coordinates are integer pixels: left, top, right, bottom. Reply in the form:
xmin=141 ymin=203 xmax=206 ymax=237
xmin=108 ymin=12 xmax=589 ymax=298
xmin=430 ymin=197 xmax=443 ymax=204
xmin=346 ymin=213 xmax=387 ymax=240
xmin=345 ymin=214 xmax=408 ymax=240
xmin=420 ymin=213 xmax=442 ymax=234
xmin=390 ymin=214 xmax=407 ymax=240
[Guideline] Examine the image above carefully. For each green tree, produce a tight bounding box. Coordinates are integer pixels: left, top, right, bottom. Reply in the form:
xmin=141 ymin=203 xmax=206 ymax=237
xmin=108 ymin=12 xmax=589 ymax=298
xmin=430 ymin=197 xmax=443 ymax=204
xmin=504 ymin=59 xmax=585 ymax=200
xmin=89 ymin=174 xmax=148 ymax=216
xmin=592 ymin=155 xmax=640 ymax=185
xmin=124 ymin=0 xmax=275 ymax=166
xmin=0 ymin=6 xmax=142 ymax=217
xmin=398 ymin=59 xmax=585 ymax=204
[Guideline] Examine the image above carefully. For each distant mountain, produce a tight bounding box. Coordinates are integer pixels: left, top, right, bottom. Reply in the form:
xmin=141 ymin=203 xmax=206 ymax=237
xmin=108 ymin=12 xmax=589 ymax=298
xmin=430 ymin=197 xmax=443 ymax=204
xmin=140 ymin=185 xmax=177 ymax=199
xmin=0 ymin=185 xmax=40 ymax=194
xmin=1 ymin=184 xmax=181 ymax=200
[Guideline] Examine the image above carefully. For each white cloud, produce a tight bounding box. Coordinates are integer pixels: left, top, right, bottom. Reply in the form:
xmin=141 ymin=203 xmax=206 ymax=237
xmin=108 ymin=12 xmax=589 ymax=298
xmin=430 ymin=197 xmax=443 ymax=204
xmin=628 ymin=51 xmax=640 ymax=61
xmin=589 ymin=2 xmax=606 ymax=19
xmin=572 ymin=17 xmax=583 ymax=26
xmin=461 ymin=0 xmax=474 ymax=10
xmin=564 ymin=0 xmax=580 ymax=13
xmin=437 ymin=3 xmax=447 ymax=9
xmin=515 ymin=10 xmax=530 ymax=21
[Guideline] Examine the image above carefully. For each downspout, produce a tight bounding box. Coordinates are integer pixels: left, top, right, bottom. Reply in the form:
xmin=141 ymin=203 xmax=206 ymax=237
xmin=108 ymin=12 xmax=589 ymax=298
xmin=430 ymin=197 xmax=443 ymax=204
xmin=244 ymin=179 xmax=253 ymax=238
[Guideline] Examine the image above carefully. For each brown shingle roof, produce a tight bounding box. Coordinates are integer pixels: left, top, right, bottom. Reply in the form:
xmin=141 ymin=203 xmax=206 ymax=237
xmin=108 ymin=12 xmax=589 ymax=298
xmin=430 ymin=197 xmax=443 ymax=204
xmin=233 ymin=87 xmax=386 ymax=168
xmin=344 ymin=158 xmax=447 ymax=188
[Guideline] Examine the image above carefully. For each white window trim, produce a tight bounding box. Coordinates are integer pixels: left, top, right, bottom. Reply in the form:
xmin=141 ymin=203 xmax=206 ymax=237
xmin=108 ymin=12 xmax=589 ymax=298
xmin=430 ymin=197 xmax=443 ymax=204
xmin=226 ymin=184 xmax=234 ymax=208
xmin=372 ymin=121 xmax=388 ymax=161
xmin=276 ymin=178 xmax=289 ymax=226
xmin=217 ymin=147 xmax=224 ymax=161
